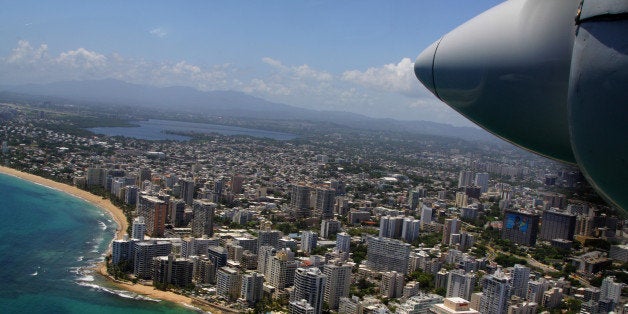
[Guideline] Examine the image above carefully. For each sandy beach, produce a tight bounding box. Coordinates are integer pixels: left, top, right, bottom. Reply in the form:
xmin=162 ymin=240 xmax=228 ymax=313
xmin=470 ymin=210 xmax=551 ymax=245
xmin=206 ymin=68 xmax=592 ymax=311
xmin=0 ymin=166 xmax=207 ymax=311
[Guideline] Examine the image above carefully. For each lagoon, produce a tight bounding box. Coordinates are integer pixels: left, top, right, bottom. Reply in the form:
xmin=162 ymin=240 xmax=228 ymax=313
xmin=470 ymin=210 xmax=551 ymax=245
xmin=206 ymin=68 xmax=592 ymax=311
xmin=89 ymin=119 xmax=296 ymax=141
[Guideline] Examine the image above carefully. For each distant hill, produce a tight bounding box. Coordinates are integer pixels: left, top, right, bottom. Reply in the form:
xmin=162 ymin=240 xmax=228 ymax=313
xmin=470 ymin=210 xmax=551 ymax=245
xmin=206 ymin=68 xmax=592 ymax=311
xmin=1 ymin=79 xmax=496 ymax=142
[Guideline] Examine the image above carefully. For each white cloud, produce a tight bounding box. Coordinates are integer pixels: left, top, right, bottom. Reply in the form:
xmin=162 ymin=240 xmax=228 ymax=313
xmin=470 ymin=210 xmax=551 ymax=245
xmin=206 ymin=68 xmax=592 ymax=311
xmin=56 ymin=48 xmax=107 ymax=69
xmin=149 ymin=27 xmax=168 ymax=38
xmin=5 ymin=40 xmax=48 ymax=64
xmin=341 ymin=57 xmax=421 ymax=96
xmin=0 ymin=41 xmax=470 ymax=125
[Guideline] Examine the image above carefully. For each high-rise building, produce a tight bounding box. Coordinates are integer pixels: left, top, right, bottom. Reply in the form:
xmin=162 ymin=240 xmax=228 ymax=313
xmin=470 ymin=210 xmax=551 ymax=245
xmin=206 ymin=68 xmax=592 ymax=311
xmin=138 ymin=168 xmax=152 ymax=187
xmin=323 ymin=261 xmax=352 ymax=310
xmin=153 ymin=254 xmax=194 ymax=288
xmin=526 ymin=278 xmax=549 ymax=304
xmin=479 ymin=269 xmax=511 ymax=314
xmin=193 ymin=256 xmax=216 ymax=284
xmin=207 ymin=245 xmax=228 ymax=268
xmin=366 ymin=236 xmax=411 ymax=274
xmin=511 ymin=264 xmax=530 ymax=299
xmin=379 ymin=215 xmax=404 ymax=239
xmin=289 ymin=299 xmax=315 ymax=314
xmin=291 ymin=267 xmax=326 ymax=314
xmin=446 ymin=269 xmax=476 ymax=301
xmin=539 ymin=209 xmax=576 ymax=241
xmin=541 ymin=287 xmax=562 ymax=309
xmin=408 ymin=188 xmax=426 ymax=210
xmin=191 ymin=200 xmax=215 ymax=238
xmin=86 ymin=167 xmax=106 ymax=187
xmin=291 ymin=185 xmax=311 ymax=218
xmin=380 ymin=271 xmax=404 ymax=298
xmin=600 ymin=276 xmax=622 ymax=303
xmin=131 ymin=216 xmax=146 ymax=240
xmin=179 ymin=178 xmax=195 ymax=206
xmin=474 ymin=172 xmax=489 ymax=193
xmin=112 ymin=238 xmax=133 ymax=265
xmin=231 ymin=174 xmax=244 ymax=194
xmin=315 ymin=188 xmax=335 ymax=220
xmin=241 ymin=272 xmax=264 ymax=306
xmin=464 ymin=186 xmax=482 ymax=200
xmin=258 ymin=229 xmax=281 ymax=249
xmin=216 ymin=266 xmax=241 ymax=300
xmin=301 ymin=231 xmax=318 ymax=254
xmin=458 ymin=233 xmax=475 ymax=251
xmin=458 ymin=171 xmax=474 ymax=188
xmin=257 ymin=245 xmax=277 ymax=276
xmin=136 ymin=194 xmax=167 ymax=237
xmin=335 ymin=232 xmax=351 ymax=253
xmin=124 ymin=185 xmax=138 ymax=205
xmin=170 ymin=200 xmax=186 ymax=227
xmin=320 ymin=219 xmax=341 ymax=238
xmin=502 ymin=210 xmax=539 ymax=246
xmin=455 ymin=192 xmax=468 ymax=208
xmin=133 ymin=240 xmax=172 ymax=279
xmin=443 ymin=218 xmax=461 ymax=245
xmin=401 ymin=217 xmax=421 ymax=243
xmin=420 ymin=205 xmax=433 ymax=228
xmin=268 ymin=249 xmax=297 ymax=289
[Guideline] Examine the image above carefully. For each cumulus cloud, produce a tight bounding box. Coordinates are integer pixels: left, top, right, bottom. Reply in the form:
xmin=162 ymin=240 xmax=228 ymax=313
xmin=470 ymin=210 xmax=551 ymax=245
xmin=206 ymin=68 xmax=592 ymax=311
xmin=5 ymin=40 xmax=48 ymax=64
xmin=56 ymin=48 xmax=107 ymax=69
xmin=342 ymin=57 xmax=421 ymax=96
xmin=262 ymin=57 xmax=332 ymax=81
xmin=149 ymin=27 xmax=168 ymax=38
xmin=0 ymin=41 xmax=469 ymax=125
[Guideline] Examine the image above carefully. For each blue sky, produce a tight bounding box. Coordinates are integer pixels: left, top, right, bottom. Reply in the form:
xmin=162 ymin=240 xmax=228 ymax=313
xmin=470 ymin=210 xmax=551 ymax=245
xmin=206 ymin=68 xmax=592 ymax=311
xmin=0 ymin=0 xmax=503 ymax=125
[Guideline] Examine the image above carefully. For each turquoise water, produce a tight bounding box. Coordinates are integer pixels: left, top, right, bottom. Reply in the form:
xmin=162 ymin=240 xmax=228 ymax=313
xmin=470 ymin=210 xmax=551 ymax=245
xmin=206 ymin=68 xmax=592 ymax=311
xmin=0 ymin=173 xmax=198 ymax=313
xmin=89 ymin=119 xmax=297 ymax=141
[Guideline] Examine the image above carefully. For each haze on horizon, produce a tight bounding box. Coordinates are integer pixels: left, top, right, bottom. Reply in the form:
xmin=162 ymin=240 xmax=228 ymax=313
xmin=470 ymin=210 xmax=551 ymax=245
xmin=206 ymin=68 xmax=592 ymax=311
xmin=0 ymin=0 xmax=503 ymax=127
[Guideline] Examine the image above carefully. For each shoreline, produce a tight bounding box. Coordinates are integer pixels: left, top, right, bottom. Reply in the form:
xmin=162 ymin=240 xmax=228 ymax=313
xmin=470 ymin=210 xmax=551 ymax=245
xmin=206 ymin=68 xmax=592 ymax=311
xmin=0 ymin=166 xmax=210 ymax=312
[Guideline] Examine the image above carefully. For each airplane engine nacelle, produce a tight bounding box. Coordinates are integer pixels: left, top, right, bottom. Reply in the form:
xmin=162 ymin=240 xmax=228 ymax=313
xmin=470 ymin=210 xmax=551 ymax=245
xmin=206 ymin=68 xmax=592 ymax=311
xmin=415 ymin=0 xmax=628 ymax=211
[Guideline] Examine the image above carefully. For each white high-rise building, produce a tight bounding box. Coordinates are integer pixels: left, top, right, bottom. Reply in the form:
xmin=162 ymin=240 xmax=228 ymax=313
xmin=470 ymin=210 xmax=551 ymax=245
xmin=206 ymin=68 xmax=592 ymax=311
xmin=380 ymin=271 xmax=404 ymax=298
xmin=291 ymin=267 xmax=327 ymax=314
xmin=446 ymin=269 xmax=476 ymax=301
xmin=479 ymin=269 xmax=511 ymax=314
xmin=268 ymin=249 xmax=297 ymax=289
xmin=191 ymin=200 xmax=215 ymax=238
xmin=241 ymin=272 xmax=264 ymax=306
xmin=600 ymin=276 xmax=623 ymax=303
xmin=216 ymin=266 xmax=241 ymax=300
xmin=323 ymin=261 xmax=353 ymax=310
xmin=379 ymin=215 xmax=404 ymax=239
xmin=474 ymin=172 xmax=489 ymax=193
xmin=401 ymin=217 xmax=421 ymax=243
xmin=527 ymin=278 xmax=549 ymax=304
xmin=365 ymin=236 xmax=411 ymax=274
xmin=131 ymin=216 xmax=146 ymax=241
xmin=458 ymin=171 xmax=474 ymax=188
xmin=420 ymin=205 xmax=433 ymax=228
xmin=301 ymin=231 xmax=318 ymax=254
xmin=443 ymin=218 xmax=461 ymax=245
xmin=511 ymin=264 xmax=531 ymax=299
xmin=335 ymin=232 xmax=351 ymax=252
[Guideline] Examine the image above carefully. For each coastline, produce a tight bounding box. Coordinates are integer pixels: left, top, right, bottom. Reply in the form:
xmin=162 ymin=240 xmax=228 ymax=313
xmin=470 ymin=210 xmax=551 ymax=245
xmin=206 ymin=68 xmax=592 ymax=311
xmin=0 ymin=166 xmax=128 ymax=241
xmin=0 ymin=166 xmax=207 ymax=312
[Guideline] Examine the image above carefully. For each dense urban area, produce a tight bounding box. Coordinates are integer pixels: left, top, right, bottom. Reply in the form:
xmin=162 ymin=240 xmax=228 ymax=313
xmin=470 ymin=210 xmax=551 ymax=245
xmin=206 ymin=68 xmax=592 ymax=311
xmin=0 ymin=101 xmax=626 ymax=314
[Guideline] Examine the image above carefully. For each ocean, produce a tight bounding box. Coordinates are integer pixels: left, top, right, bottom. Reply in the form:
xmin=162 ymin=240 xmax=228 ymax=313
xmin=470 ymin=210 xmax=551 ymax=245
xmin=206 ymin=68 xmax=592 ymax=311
xmin=89 ymin=119 xmax=297 ymax=141
xmin=0 ymin=173 xmax=198 ymax=313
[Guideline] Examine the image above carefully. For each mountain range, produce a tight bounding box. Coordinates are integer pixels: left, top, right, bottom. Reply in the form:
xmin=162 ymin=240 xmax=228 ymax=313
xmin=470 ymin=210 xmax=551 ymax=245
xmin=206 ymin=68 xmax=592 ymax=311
xmin=0 ymin=79 xmax=497 ymax=142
